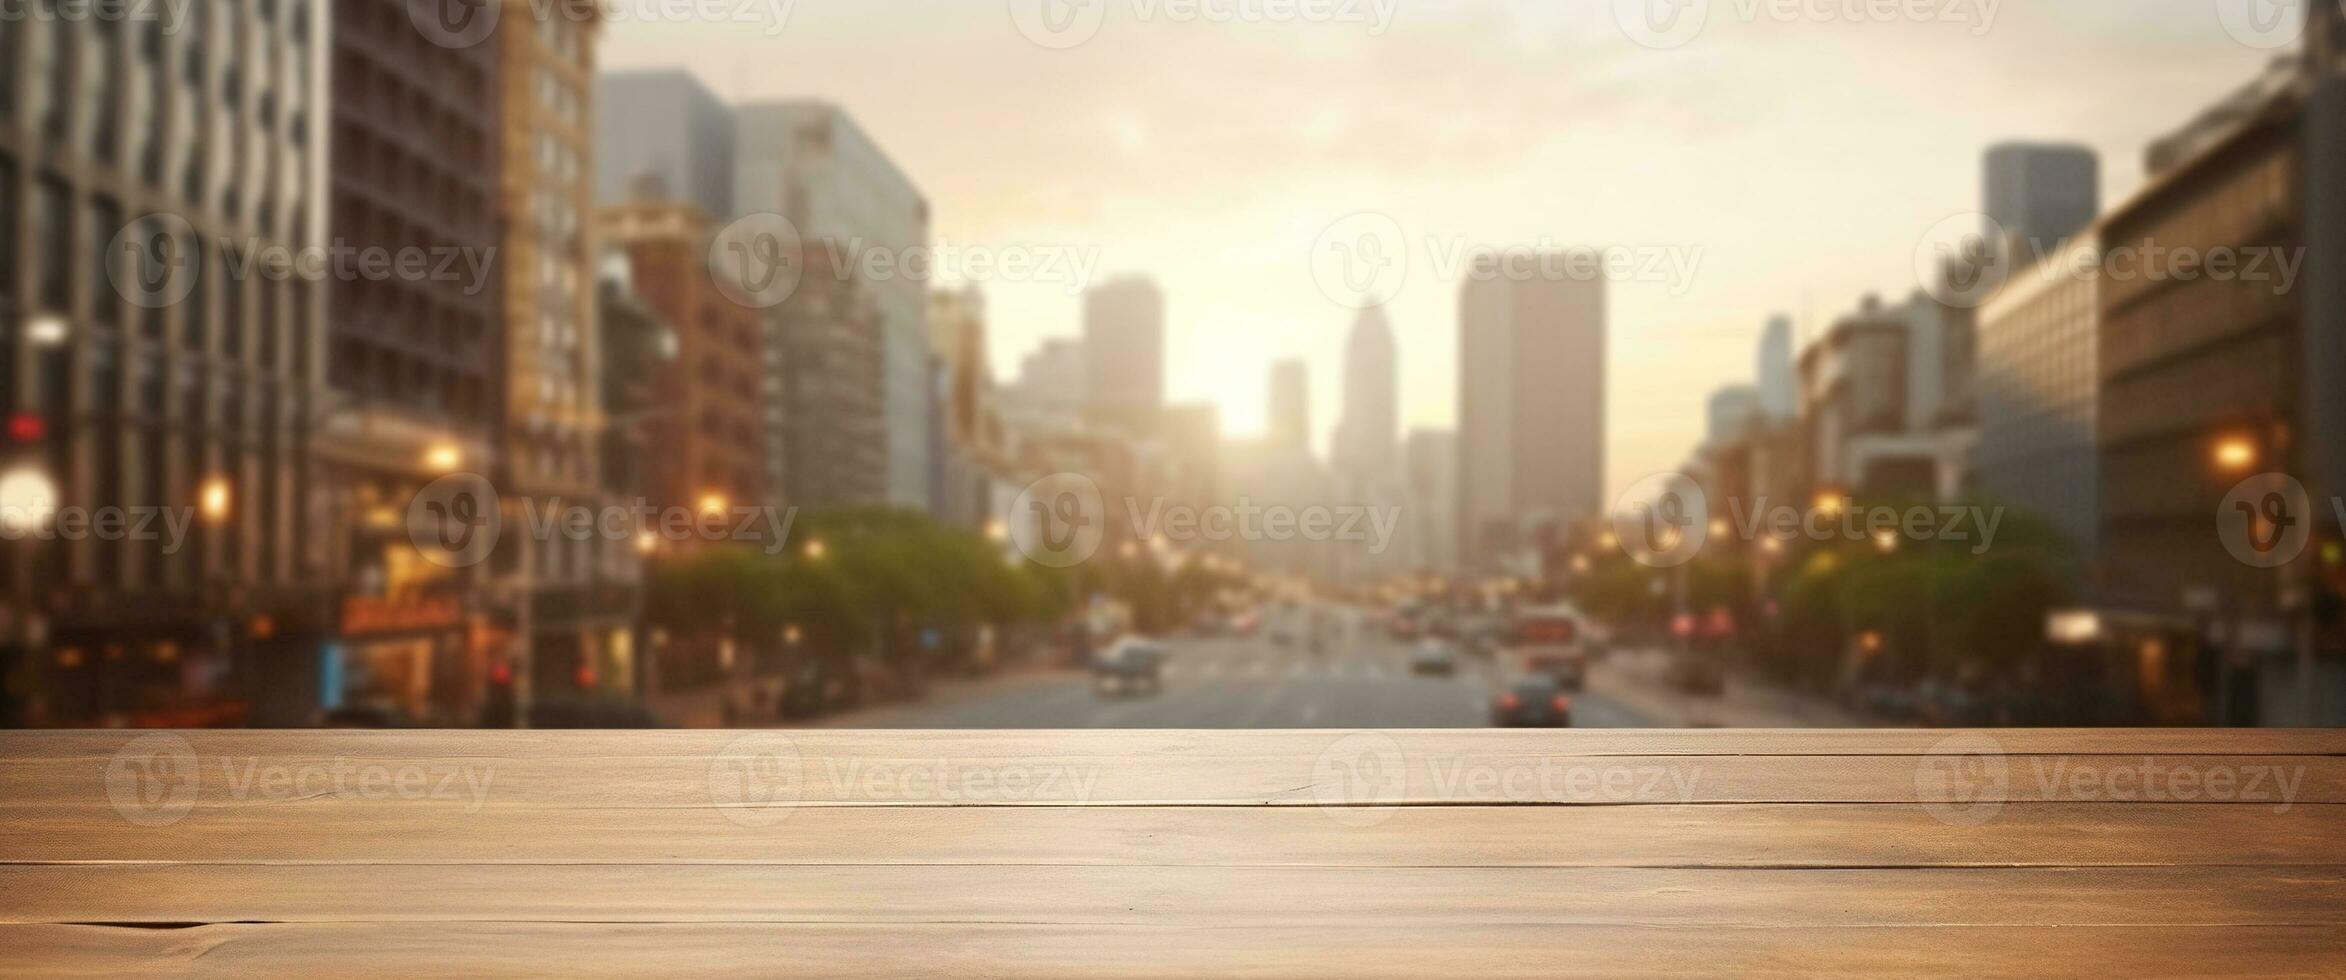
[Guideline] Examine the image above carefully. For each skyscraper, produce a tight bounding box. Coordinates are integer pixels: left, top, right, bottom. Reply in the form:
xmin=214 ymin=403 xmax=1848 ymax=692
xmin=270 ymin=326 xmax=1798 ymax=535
xmin=1081 ymin=277 xmax=1166 ymax=424
xmin=1757 ymin=316 xmax=1796 ymax=420
xmin=1707 ymin=386 xmax=1762 ymax=447
xmin=494 ymin=2 xmax=637 ymax=704
xmin=1457 ymin=256 xmax=1606 ymax=568
xmin=1332 ymin=307 xmax=1398 ymax=484
xmin=324 ymin=0 xmax=507 ymax=724
xmin=1983 ymin=143 xmax=2099 ymax=262
xmin=734 ymin=102 xmax=933 ymax=510
xmin=1266 ymin=359 xmax=1310 ymax=455
xmin=6 ymin=3 xmax=334 ymax=725
xmin=596 ymin=194 xmax=767 ymax=527
xmin=1403 ymin=430 xmax=1460 ymax=573
xmin=593 ymin=69 xmax=735 ymax=219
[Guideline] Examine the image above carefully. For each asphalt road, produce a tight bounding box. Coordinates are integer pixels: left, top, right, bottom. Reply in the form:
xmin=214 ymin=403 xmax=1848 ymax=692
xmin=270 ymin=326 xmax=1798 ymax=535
xmin=826 ymin=627 xmax=1659 ymax=730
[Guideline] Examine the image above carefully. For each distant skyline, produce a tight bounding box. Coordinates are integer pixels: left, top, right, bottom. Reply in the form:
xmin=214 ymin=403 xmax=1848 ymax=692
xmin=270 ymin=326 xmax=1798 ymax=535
xmin=603 ymin=0 xmax=2282 ymax=502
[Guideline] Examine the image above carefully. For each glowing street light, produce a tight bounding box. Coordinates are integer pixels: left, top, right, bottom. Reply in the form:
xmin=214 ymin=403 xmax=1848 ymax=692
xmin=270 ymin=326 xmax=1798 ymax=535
xmin=697 ymin=492 xmax=729 ymax=516
xmin=0 ymin=467 xmax=59 ymax=534
xmin=423 ymin=443 xmax=463 ymax=473
xmin=1872 ymin=530 xmax=1899 ymax=554
xmin=198 ymin=477 xmax=233 ymax=525
xmin=804 ymin=538 xmax=828 ymax=561
xmin=2213 ymin=437 xmax=2258 ymax=473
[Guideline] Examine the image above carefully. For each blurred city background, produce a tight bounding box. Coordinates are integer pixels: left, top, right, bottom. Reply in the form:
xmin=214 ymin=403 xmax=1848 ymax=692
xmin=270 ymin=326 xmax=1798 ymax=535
xmin=2 ymin=1 xmax=2344 ymax=729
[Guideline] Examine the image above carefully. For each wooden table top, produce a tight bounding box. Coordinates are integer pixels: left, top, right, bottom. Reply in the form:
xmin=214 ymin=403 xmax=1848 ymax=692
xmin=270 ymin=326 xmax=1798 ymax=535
xmin=5 ymin=729 xmax=2344 ymax=978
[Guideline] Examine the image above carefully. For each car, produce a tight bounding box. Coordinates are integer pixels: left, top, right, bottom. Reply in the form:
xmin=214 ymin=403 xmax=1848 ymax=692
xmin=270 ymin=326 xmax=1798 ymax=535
xmin=1410 ymin=641 xmax=1459 ymax=677
xmin=1093 ymin=640 xmax=1167 ymax=696
xmin=1664 ymin=652 xmax=1727 ymax=696
xmin=1491 ymin=677 xmax=1573 ymax=728
xmin=1519 ymin=648 xmax=1588 ymax=692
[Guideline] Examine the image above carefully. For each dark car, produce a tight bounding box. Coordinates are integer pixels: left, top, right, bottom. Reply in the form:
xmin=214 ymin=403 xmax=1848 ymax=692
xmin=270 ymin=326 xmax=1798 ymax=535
xmin=1491 ymin=677 xmax=1573 ymax=728
xmin=1410 ymin=641 xmax=1459 ymax=677
xmin=1519 ymin=647 xmax=1588 ymax=692
xmin=1093 ymin=641 xmax=1167 ymax=696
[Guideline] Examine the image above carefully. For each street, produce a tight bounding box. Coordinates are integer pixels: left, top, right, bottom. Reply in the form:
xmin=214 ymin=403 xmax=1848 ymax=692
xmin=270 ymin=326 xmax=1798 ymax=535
xmin=822 ymin=628 xmax=1658 ymax=729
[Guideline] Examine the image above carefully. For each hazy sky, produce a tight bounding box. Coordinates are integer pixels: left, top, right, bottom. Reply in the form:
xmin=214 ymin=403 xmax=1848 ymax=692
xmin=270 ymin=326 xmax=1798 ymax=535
xmin=603 ymin=0 xmax=2289 ymax=503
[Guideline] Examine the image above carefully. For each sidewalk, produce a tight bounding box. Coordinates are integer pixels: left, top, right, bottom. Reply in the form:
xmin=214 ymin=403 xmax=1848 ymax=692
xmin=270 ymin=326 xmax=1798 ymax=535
xmin=1590 ymin=648 xmax=1897 ymax=728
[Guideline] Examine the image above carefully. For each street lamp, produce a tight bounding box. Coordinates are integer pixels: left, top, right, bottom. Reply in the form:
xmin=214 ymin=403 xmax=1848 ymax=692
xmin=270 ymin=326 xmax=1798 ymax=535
xmin=25 ymin=313 xmax=70 ymax=349
xmin=697 ymin=492 xmax=729 ymax=516
xmin=2213 ymin=436 xmax=2258 ymax=473
xmin=198 ymin=477 xmax=233 ymax=526
xmin=423 ymin=444 xmax=463 ymax=473
xmin=0 ymin=467 xmax=58 ymax=537
xmin=1872 ymin=529 xmax=1899 ymax=554
xmin=804 ymin=538 xmax=828 ymax=561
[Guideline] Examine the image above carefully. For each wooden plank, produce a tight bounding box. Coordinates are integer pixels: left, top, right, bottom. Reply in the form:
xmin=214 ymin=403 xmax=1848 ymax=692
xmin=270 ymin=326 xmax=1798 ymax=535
xmin=6 ymin=922 xmax=2342 ymax=979
xmin=9 ymin=736 xmax=2339 ymax=809
xmin=8 ymin=728 xmax=2344 ymax=762
xmin=7 ymin=802 xmax=2341 ymax=867
xmin=7 ymin=865 xmax=2343 ymax=928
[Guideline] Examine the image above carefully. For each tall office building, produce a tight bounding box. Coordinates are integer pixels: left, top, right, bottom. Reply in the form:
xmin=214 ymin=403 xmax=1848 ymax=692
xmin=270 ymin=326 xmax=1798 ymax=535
xmin=493 ymin=2 xmax=637 ymax=702
xmin=324 ymin=0 xmax=507 ymax=724
xmin=1457 ymin=255 xmax=1606 ymax=568
xmin=2090 ymin=0 xmax=2346 ymax=725
xmin=1266 ymin=359 xmax=1310 ymax=454
xmin=1403 ymin=430 xmax=1460 ymax=573
xmin=1081 ymin=277 xmax=1166 ymax=422
xmin=3 ymin=4 xmax=333 ymax=725
xmin=1977 ymin=234 xmax=2099 ymax=552
xmin=1332 ymin=306 xmax=1398 ymax=483
xmin=734 ymin=102 xmax=933 ymax=509
xmin=593 ymin=69 xmax=734 ymax=219
xmin=1009 ymin=338 xmax=1087 ymax=418
xmin=774 ymin=244 xmax=889 ymax=509
xmin=1706 ymin=386 xmax=1762 ymax=447
xmin=596 ymin=194 xmax=766 ymax=526
xmin=1757 ymin=316 xmax=1796 ymax=420
xmin=1983 ymin=143 xmax=2099 ymax=262
xmin=928 ymin=286 xmax=1002 ymax=525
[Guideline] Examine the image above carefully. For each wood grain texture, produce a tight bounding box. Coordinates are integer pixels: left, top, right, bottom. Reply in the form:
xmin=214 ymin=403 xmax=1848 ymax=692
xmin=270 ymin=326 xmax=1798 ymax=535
xmin=2 ymin=730 xmax=2341 ymax=977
